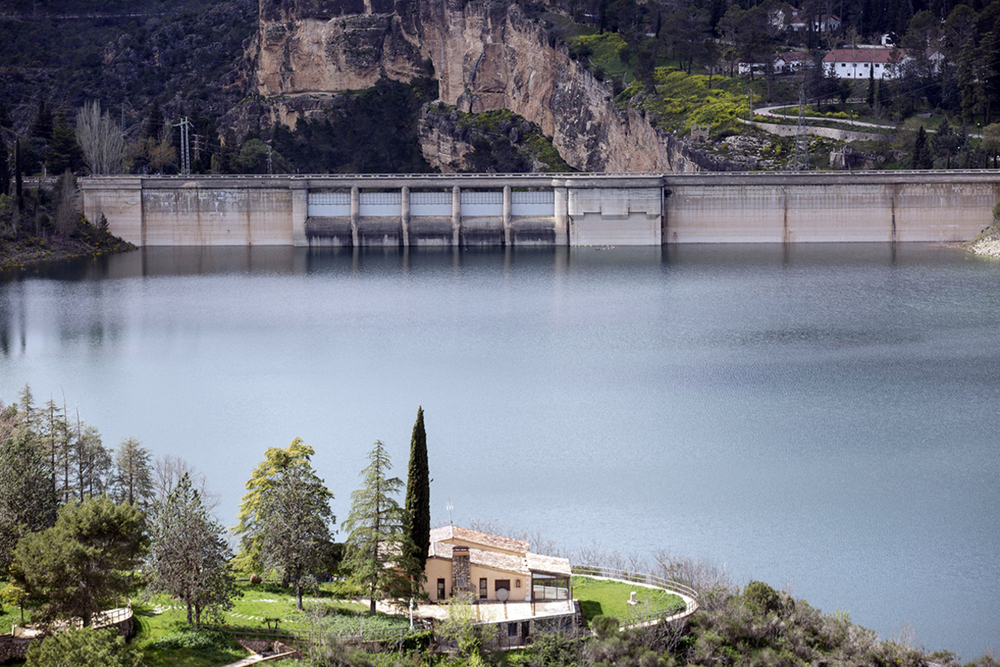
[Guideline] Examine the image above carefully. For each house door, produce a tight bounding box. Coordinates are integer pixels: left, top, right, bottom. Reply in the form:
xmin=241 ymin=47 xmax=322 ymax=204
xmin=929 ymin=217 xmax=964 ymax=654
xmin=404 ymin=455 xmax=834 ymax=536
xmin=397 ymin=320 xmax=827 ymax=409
xmin=521 ymin=621 xmax=530 ymax=640
xmin=495 ymin=579 xmax=510 ymax=599
xmin=437 ymin=578 xmax=446 ymax=600
xmin=479 ymin=578 xmax=488 ymax=600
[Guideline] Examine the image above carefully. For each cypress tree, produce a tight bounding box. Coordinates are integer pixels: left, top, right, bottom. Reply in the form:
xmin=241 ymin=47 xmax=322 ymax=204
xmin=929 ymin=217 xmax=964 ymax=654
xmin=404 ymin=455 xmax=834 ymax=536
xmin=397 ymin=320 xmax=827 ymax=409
xmin=404 ymin=407 xmax=430 ymax=573
xmin=15 ymin=137 xmax=23 ymax=212
xmin=867 ymin=64 xmax=875 ymax=107
xmin=0 ymin=140 xmax=10 ymax=197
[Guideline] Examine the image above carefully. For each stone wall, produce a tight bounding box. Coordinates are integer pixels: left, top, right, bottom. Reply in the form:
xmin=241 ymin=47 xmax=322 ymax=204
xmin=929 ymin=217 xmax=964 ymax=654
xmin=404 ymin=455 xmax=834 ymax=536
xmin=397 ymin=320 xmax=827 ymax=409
xmin=0 ymin=635 xmax=31 ymax=662
xmin=452 ymin=547 xmax=472 ymax=594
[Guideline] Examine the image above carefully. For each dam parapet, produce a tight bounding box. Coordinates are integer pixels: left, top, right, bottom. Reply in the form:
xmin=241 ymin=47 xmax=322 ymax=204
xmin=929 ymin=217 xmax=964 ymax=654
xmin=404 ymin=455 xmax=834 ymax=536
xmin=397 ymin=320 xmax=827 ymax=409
xmin=81 ymin=172 xmax=1000 ymax=247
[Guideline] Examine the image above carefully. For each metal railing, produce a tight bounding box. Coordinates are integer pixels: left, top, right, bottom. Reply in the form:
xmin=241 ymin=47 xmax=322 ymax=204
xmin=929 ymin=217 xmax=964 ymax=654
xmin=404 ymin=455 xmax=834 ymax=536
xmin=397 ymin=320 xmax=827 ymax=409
xmin=571 ymin=565 xmax=699 ymax=614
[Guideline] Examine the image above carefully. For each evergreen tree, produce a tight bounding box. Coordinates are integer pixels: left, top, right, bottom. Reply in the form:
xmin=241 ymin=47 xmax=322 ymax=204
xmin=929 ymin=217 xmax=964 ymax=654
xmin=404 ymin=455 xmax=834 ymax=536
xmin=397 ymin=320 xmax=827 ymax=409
xmin=912 ymin=126 xmax=932 ymax=169
xmin=39 ymin=398 xmax=70 ymax=498
xmin=14 ymin=136 xmax=23 ymax=212
xmin=0 ymin=139 xmax=10 ymax=198
xmin=147 ymin=473 xmax=239 ymax=626
xmin=403 ymin=406 xmax=430 ymax=590
xmin=0 ymin=430 xmax=59 ymax=573
xmin=30 ymin=94 xmax=53 ymax=142
xmin=25 ymin=627 xmax=143 ymax=667
xmin=343 ymin=440 xmax=416 ymax=615
xmin=0 ymin=100 xmax=12 ymax=129
xmin=110 ymin=437 xmax=154 ymax=509
xmin=45 ymin=109 xmax=82 ymax=175
xmin=13 ymin=496 xmax=148 ymax=626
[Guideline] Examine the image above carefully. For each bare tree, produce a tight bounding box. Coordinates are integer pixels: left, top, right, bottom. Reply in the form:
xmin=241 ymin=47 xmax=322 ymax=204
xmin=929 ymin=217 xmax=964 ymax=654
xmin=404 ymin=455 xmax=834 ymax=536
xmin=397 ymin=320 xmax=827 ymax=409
xmin=154 ymin=455 xmax=219 ymax=511
xmin=76 ymin=101 xmax=128 ymax=175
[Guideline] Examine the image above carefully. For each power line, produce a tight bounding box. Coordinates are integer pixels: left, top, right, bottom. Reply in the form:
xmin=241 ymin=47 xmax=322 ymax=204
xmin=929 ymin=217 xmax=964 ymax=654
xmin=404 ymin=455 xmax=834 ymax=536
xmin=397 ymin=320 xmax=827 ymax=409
xmin=173 ymin=116 xmax=192 ymax=176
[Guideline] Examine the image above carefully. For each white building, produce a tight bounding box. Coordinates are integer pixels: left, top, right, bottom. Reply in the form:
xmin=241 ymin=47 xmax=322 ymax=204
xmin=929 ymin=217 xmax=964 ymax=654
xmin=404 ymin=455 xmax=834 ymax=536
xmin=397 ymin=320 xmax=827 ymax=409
xmin=822 ymin=48 xmax=903 ymax=79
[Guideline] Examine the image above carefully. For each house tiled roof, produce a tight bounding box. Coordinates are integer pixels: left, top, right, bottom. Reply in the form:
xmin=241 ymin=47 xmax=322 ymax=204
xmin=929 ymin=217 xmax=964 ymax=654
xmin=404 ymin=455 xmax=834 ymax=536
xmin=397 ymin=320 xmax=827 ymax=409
xmin=429 ymin=540 xmax=531 ymax=575
xmin=525 ymin=552 xmax=572 ymax=577
xmin=430 ymin=525 xmax=530 ymax=554
xmin=428 ymin=525 xmax=572 ymax=577
xmin=822 ymin=48 xmax=902 ymax=64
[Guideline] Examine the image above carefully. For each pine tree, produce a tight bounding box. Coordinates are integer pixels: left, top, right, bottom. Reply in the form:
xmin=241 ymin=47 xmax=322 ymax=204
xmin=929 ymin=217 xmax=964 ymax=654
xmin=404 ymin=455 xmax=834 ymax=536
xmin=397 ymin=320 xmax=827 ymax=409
xmin=45 ymin=109 xmax=82 ymax=176
xmin=13 ymin=497 xmax=147 ymax=627
xmin=0 ymin=431 xmax=59 ymax=573
xmin=403 ymin=406 xmax=430 ymax=592
xmin=343 ymin=440 xmax=415 ymax=615
xmin=111 ymin=437 xmax=154 ymax=509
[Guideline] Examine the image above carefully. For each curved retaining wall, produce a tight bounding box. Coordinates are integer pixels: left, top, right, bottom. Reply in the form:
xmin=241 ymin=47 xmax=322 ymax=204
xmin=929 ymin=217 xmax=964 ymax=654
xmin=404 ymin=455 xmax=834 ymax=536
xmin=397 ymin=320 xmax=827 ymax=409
xmin=81 ymin=172 xmax=1000 ymax=247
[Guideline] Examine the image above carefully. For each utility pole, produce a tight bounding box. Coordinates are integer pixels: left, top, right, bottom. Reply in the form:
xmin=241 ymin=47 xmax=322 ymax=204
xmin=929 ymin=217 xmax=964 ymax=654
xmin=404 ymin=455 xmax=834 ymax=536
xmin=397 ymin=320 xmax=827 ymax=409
xmin=267 ymin=144 xmax=272 ymax=175
xmin=192 ymin=134 xmax=204 ymax=163
xmin=173 ymin=116 xmax=192 ymax=175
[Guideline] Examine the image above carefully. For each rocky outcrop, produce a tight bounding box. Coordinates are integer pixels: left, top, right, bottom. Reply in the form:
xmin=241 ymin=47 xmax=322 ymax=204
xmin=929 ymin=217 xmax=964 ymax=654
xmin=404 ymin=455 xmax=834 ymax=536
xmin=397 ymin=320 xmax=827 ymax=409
xmin=248 ymin=0 xmax=726 ymax=172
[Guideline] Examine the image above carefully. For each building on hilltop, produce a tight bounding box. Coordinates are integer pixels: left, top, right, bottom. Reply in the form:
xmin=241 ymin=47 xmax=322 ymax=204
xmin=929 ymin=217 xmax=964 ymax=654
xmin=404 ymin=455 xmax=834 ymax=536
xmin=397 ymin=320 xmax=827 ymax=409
xmin=424 ymin=525 xmax=572 ymax=603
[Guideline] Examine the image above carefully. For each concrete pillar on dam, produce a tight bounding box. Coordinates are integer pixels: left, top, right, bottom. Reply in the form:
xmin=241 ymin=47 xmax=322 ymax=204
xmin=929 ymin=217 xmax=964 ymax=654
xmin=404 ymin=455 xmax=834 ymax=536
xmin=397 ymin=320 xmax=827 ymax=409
xmin=290 ymin=181 xmax=309 ymax=246
xmin=451 ymin=186 xmax=461 ymax=246
xmin=503 ymin=185 xmax=512 ymax=246
xmin=554 ymin=186 xmax=569 ymax=245
xmin=350 ymin=186 xmax=360 ymax=247
xmin=401 ymin=186 xmax=411 ymax=247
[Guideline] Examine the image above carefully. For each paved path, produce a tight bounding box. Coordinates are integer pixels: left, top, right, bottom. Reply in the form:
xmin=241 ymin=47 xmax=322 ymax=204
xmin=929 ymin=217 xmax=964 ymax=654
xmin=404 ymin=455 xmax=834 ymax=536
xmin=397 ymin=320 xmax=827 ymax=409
xmin=753 ymin=105 xmax=983 ymax=138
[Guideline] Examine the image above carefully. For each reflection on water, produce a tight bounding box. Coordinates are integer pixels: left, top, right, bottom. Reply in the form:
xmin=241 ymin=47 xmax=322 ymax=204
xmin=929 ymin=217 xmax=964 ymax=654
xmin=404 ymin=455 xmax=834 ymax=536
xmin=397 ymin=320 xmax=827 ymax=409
xmin=1 ymin=243 xmax=998 ymax=660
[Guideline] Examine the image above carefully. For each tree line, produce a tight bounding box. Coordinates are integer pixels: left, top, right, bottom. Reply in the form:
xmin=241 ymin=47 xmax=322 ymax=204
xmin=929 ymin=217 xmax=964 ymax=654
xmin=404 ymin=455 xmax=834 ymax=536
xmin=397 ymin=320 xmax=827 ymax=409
xmin=0 ymin=388 xmax=432 ymax=663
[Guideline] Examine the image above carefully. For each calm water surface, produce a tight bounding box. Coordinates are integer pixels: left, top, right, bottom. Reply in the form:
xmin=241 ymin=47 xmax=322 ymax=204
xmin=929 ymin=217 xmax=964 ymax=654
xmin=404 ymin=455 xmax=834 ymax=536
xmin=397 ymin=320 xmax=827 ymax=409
xmin=0 ymin=244 xmax=997 ymax=658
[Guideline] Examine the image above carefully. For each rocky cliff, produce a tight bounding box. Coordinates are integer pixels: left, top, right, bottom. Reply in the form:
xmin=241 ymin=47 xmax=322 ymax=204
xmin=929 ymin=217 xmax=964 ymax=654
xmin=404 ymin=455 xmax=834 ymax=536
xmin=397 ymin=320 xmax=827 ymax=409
xmin=248 ymin=0 xmax=719 ymax=172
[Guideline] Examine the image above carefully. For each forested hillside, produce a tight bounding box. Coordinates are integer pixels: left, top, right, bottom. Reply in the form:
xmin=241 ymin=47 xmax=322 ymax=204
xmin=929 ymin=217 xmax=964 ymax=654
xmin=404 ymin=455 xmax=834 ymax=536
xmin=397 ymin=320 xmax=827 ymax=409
xmin=2 ymin=0 xmax=1000 ymax=179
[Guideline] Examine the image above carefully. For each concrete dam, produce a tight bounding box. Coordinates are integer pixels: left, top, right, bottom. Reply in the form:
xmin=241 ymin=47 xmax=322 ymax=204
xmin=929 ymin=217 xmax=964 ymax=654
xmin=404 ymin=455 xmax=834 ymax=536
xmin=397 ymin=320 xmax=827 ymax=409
xmin=80 ymin=172 xmax=1000 ymax=247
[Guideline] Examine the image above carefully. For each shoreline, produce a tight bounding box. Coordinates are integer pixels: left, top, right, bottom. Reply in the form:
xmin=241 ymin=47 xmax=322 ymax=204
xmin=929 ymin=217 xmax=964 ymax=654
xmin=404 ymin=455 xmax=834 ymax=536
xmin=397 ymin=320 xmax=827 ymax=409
xmin=0 ymin=233 xmax=136 ymax=272
xmin=965 ymin=226 xmax=1000 ymax=258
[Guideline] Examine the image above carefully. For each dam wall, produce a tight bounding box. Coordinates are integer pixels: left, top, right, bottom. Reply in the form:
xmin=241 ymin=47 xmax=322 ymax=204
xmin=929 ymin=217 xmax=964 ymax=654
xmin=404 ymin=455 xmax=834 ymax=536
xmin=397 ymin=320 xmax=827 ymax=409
xmin=80 ymin=172 xmax=1000 ymax=247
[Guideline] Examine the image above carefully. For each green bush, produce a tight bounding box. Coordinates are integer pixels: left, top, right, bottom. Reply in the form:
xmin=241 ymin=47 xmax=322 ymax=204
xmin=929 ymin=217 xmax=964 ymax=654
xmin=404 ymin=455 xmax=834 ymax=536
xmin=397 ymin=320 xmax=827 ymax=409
xmin=590 ymin=615 xmax=620 ymax=640
xmin=743 ymin=580 xmax=782 ymax=616
xmin=151 ymin=628 xmax=237 ymax=651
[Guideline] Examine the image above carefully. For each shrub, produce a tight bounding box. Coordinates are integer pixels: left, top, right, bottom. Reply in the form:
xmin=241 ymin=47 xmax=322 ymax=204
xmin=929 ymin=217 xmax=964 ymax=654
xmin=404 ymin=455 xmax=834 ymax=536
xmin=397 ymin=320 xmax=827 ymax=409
xmin=591 ymin=615 xmax=620 ymax=640
xmin=743 ymin=581 xmax=782 ymax=616
xmin=151 ymin=628 xmax=237 ymax=651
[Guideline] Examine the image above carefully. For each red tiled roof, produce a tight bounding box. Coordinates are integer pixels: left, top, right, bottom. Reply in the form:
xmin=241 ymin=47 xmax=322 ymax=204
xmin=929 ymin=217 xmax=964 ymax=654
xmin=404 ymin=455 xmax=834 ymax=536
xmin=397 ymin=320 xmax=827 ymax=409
xmin=430 ymin=525 xmax=530 ymax=554
xmin=822 ymin=48 xmax=902 ymax=64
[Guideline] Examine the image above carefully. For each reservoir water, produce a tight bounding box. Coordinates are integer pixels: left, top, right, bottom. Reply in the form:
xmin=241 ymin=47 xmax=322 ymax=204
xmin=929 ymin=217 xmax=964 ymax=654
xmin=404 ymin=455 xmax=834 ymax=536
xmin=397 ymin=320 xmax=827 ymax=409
xmin=0 ymin=244 xmax=997 ymax=658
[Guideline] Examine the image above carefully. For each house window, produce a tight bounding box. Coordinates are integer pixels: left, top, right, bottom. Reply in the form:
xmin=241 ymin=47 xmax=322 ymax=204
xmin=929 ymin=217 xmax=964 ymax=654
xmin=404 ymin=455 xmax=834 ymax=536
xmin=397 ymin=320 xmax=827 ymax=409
xmin=515 ymin=579 xmax=521 ymax=588
xmin=840 ymin=63 xmax=846 ymax=67
xmin=507 ymin=622 xmax=519 ymax=637
xmin=479 ymin=578 xmax=488 ymax=600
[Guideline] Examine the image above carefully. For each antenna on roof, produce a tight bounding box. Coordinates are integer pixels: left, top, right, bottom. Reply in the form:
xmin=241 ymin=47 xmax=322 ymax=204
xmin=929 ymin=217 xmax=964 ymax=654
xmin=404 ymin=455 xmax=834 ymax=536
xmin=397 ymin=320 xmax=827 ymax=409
xmin=446 ymin=501 xmax=454 ymax=525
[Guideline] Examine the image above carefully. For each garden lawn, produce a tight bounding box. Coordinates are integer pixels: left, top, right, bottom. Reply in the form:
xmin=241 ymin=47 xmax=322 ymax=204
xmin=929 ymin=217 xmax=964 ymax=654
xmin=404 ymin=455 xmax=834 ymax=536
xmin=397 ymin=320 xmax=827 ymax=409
xmin=132 ymin=581 xmax=409 ymax=666
xmin=572 ymin=576 xmax=685 ymax=625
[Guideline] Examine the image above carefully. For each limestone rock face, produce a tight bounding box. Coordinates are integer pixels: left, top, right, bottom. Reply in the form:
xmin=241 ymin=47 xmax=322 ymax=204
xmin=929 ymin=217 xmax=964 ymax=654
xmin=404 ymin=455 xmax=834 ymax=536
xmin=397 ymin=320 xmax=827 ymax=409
xmin=250 ymin=0 xmax=722 ymax=171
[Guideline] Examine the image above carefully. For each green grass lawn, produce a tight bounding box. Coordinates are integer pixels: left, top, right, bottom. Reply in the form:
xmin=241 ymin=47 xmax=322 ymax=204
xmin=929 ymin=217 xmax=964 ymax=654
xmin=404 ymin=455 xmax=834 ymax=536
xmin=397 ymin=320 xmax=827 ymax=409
xmin=572 ymin=576 xmax=685 ymax=625
xmin=131 ymin=581 xmax=408 ymax=666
